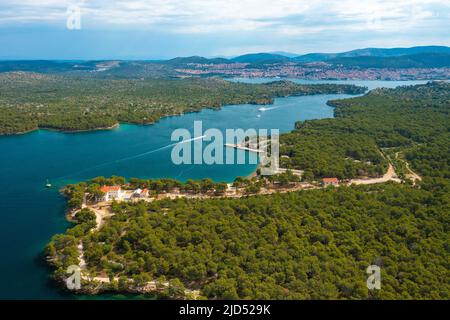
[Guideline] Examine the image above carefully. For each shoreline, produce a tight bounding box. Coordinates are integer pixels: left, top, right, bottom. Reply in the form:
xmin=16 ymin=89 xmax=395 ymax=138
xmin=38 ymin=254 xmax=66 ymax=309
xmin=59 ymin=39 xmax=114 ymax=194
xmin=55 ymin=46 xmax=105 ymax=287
xmin=42 ymin=123 xmax=120 ymax=134
xmin=0 ymin=123 xmax=121 ymax=136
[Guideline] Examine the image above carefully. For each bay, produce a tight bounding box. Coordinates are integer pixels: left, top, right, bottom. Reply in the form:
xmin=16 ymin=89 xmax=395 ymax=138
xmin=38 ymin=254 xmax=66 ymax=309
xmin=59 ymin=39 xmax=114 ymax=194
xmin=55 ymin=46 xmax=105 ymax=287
xmin=0 ymin=80 xmax=428 ymax=299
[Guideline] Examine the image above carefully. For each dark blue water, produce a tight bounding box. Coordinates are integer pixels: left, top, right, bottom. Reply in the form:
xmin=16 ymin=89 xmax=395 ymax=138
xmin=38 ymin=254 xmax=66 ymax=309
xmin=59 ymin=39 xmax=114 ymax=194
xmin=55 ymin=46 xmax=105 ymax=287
xmin=0 ymin=80 xmax=427 ymax=299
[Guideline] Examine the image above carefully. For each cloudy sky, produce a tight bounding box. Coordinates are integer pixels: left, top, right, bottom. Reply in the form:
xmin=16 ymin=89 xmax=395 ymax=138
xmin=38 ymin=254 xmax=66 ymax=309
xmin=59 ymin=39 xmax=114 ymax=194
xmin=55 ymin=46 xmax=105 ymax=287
xmin=0 ymin=0 xmax=449 ymax=59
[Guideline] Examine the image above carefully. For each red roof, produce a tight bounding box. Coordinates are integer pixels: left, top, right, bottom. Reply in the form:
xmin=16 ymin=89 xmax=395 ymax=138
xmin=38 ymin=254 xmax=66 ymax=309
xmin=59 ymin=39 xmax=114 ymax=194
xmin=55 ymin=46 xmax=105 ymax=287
xmin=100 ymin=186 xmax=121 ymax=192
xmin=323 ymin=178 xmax=339 ymax=183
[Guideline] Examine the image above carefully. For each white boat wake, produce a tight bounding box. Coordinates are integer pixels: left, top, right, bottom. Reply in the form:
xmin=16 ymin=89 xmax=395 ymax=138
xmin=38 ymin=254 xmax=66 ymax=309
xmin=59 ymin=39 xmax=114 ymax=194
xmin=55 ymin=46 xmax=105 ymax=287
xmin=54 ymin=135 xmax=206 ymax=180
xmin=258 ymin=106 xmax=279 ymax=112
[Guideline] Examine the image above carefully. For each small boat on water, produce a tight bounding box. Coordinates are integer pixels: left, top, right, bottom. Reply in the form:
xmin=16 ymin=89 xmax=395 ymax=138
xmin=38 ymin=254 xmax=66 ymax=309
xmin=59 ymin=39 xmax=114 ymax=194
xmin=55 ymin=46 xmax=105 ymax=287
xmin=45 ymin=179 xmax=52 ymax=188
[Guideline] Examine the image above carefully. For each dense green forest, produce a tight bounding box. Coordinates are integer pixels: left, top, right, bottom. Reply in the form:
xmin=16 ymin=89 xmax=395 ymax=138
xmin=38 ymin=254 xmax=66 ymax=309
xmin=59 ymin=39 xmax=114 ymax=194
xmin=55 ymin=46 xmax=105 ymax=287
xmin=0 ymin=73 xmax=365 ymax=134
xmin=279 ymin=81 xmax=449 ymax=179
xmin=48 ymin=181 xmax=449 ymax=299
xmin=47 ymin=82 xmax=449 ymax=299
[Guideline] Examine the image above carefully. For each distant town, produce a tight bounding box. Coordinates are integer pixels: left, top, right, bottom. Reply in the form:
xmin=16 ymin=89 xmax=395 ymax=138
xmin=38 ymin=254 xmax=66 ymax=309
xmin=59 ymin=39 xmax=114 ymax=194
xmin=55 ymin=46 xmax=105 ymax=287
xmin=176 ymin=62 xmax=450 ymax=80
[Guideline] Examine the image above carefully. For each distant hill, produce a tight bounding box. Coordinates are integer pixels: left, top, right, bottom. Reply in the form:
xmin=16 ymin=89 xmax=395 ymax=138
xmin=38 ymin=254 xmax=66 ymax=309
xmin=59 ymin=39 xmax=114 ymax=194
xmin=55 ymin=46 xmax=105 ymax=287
xmin=230 ymin=47 xmax=450 ymax=65
xmin=338 ymin=46 xmax=450 ymax=58
xmin=293 ymin=53 xmax=337 ymax=63
xmin=294 ymin=46 xmax=450 ymax=62
xmin=0 ymin=60 xmax=91 ymax=73
xmin=231 ymin=53 xmax=292 ymax=63
xmin=166 ymin=56 xmax=230 ymax=65
xmin=328 ymin=52 xmax=450 ymax=68
xmin=268 ymin=51 xmax=300 ymax=58
xmin=0 ymin=60 xmax=118 ymax=73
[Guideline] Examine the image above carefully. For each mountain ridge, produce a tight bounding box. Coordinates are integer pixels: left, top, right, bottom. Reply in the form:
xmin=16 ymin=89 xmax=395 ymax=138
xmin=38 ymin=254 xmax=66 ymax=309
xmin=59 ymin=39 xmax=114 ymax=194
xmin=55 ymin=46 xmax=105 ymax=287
xmin=293 ymin=45 xmax=450 ymax=62
xmin=1 ymin=46 xmax=449 ymax=75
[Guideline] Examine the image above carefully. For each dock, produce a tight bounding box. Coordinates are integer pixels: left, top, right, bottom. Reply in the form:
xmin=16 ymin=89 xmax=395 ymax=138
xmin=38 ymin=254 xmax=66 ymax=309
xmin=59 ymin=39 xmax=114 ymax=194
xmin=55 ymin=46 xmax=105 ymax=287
xmin=224 ymin=143 xmax=265 ymax=153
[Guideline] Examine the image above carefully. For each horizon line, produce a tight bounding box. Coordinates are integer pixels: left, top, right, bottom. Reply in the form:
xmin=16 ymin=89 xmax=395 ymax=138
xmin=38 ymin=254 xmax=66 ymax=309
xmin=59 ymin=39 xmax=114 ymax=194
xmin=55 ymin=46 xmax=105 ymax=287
xmin=0 ymin=45 xmax=449 ymax=62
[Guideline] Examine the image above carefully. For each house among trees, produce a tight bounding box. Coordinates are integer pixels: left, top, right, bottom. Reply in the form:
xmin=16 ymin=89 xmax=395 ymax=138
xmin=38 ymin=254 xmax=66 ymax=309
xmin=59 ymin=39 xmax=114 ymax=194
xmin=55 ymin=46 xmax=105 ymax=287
xmin=133 ymin=188 xmax=149 ymax=198
xmin=322 ymin=177 xmax=339 ymax=187
xmin=100 ymin=186 xmax=123 ymax=201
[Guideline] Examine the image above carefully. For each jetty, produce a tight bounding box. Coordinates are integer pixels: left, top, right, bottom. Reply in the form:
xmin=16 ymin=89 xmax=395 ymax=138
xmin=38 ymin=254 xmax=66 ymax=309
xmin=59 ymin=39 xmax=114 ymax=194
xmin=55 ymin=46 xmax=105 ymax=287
xmin=224 ymin=143 xmax=265 ymax=153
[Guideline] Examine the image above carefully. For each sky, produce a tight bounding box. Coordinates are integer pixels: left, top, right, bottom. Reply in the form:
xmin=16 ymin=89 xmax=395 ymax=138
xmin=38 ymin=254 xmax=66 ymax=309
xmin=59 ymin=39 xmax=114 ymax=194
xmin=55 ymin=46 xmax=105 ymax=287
xmin=0 ymin=0 xmax=449 ymax=59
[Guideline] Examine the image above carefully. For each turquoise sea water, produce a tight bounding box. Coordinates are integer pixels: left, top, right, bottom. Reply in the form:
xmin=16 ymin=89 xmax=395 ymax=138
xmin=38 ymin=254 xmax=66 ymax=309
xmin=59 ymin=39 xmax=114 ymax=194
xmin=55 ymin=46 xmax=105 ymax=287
xmin=0 ymin=80 xmax=428 ymax=299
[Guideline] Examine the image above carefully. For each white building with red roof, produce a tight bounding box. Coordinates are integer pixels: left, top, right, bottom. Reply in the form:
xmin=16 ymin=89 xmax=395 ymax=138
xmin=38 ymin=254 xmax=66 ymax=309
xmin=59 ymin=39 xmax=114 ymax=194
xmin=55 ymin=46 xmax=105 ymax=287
xmin=133 ymin=188 xmax=149 ymax=198
xmin=140 ymin=188 xmax=149 ymax=198
xmin=322 ymin=177 xmax=339 ymax=187
xmin=100 ymin=186 xmax=123 ymax=201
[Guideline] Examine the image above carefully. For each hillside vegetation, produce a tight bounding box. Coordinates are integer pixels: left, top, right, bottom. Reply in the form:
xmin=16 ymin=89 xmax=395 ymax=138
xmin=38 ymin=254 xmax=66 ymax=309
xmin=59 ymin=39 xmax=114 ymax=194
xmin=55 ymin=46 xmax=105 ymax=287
xmin=279 ymin=81 xmax=449 ymax=180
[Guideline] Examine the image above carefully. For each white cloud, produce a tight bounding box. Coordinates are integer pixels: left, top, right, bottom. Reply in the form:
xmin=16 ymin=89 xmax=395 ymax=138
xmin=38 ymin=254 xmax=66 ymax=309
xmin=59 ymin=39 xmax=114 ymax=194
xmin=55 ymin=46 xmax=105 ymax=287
xmin=0 ymin=0 xmax=448 ymax=37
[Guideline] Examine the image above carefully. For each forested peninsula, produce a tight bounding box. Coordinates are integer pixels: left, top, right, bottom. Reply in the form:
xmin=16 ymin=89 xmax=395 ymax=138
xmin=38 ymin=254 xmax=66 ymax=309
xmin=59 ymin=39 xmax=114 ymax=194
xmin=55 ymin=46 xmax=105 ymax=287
xmin=46 ymin=82 xmax=450 ymax=299
xmin=0 ymin=73 xmax=365 ymax=135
